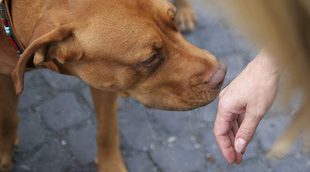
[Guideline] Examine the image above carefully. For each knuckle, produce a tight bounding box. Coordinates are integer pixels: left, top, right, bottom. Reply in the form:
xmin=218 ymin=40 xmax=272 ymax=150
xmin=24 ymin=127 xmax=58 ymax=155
xmin=239 ymin=128 xmax=253 ymax=140
xmin=253 ymin=113 xmax=263 ymax=121
xmin=248 ymin=110 xmax=264 ymax=121
xmin=218 ymin=97 xmax=231 ymax=111
xmin=213 ymin=125 xmax=222 ymax=137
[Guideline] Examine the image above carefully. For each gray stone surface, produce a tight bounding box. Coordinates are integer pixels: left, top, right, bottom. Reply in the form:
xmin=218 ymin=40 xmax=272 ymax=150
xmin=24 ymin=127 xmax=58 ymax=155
xmin=125 ymin=153 xmax=157 ymax=172
xmin=256 ymin=115 xmax=291 ymax=152
xmin=65 ymin=123 xmax=97 ymax=165
xmin=17 ymin=112 xmax=49 ymax=152
xmin=150 ymin=137 xmax=206 ymax=172
xmin=12 ymin=0 xmax=309 ymax=172
xmin=40 ymin=69 xmax=81 ymax=90
xmin=38 ymin=93 xmax=91 ymax=131
xmin=119 ymin=108 xmax=156 ymax=151
xmin=18 ymin=71 xmax=52 ymax=109
xmin=13 ymin=140 xmax=75 ymax=172
xmin=147 ymin=110 xmax=192 ymax=137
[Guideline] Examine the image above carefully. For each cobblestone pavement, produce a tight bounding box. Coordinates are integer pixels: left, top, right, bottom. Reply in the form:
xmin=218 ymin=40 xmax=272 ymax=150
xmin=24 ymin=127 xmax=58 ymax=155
xmin=13 ymin=0 xmax=310 ymax=172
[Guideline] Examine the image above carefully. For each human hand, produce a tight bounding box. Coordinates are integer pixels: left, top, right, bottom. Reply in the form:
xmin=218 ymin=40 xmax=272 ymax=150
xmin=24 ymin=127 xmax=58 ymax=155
xmin=213 ymin=51 xmax=280 ymax=164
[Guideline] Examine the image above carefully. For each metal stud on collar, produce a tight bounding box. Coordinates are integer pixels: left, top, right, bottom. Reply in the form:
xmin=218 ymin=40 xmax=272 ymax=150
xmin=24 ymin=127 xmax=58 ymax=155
xmin=1 ymin=2 xmax=11 ymax=36
xmin=4 ymin=25 xmax=10 ymax=35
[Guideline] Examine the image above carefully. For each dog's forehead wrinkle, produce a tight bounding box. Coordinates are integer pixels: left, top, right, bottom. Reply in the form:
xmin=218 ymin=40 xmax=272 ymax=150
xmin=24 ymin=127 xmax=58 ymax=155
xmin=77 ymin=14 xmax=165 ymax=65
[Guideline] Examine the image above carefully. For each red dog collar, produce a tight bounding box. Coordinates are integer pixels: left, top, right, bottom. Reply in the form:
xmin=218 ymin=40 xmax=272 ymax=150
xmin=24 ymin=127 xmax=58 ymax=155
xmin=1 ymin=0 xmax=25 ymax=55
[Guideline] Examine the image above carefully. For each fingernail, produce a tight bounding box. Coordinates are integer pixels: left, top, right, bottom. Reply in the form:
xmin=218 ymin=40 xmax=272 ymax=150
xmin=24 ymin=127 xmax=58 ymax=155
xmin=235 ymin=138 xmax=246 ymax=153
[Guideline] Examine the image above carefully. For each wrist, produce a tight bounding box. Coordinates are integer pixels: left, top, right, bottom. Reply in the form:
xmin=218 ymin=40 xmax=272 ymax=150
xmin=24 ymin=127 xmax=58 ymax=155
xmin=250 ymin=50 xmax=280 ymax=78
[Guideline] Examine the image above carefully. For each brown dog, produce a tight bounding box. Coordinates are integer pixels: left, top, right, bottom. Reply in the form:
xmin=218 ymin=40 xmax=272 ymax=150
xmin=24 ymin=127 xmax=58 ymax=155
xmin=0 ymin=0 xmax=225 ymax=171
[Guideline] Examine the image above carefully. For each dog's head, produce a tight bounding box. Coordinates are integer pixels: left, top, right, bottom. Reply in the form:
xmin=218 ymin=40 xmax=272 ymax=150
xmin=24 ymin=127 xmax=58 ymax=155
xmin=13 ymin=0 xmax=226 ymax=110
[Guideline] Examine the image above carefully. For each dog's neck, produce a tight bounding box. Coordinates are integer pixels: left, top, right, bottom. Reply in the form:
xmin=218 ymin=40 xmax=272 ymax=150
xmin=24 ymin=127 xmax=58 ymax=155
xmin=11 ymin=0 xmax=45 ymax=47
xmin=1 ymin=0 xmax=25 ymax=54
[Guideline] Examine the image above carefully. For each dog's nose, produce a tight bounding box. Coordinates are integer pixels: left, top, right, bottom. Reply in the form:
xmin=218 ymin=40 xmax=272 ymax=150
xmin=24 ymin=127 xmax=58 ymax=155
xmin=205 ymin=62 xmax=227 ymax=89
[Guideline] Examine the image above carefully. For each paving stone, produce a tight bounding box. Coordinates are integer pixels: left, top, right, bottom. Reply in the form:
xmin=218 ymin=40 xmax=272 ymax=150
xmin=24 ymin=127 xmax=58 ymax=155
xmin=186 ymin=20 xmax=235 ymax=59
xmin=66 ymin=124 xmax=97 ymax=165
xmin=242 ymin=138 xmax=260 ymax=161
xmin=17 ymin=112 xmax=49 ymax=152
xmin=186 ymin=2 xmax=236 ymax=58
xmin=256 ymin=115 xmax=291 ymax=152
xmin=12 ymin=165 xmax=32 ymax=172
xmin=125 ymin=153 xmax=157 ymax=172
xmin=41 ymin=69 xmax=82 ymax=90
xmin=228 ymin=159 xmax=272 ymax=172
xmin=119 ymin=108 xmax=156 ymax=151
xmin=192 ymin=99 xmax=218 ymax=122
xmin=69 ymin=163 xmax=97 ymax=172
xmin=81 ymin=87 xmax=93 ymax=107
xmin=148 ymin=109 xmax=192 ymax=137
xmin=220 ymin=54 xmax=245 ymax=84
xmin=38 ymin=93 xmax=90 ymax=131
xmin=196 ymin=126 xmax=229 ymax=168
xmin=21 ymin=140 xmax=74 ymax=172
xmin=269 ymin=153 xmax=310 ymax=172
xmin=19 ymin=71 xmax=52 ymax=109
xmin=150 ymin=137 xmax=206 ymax=172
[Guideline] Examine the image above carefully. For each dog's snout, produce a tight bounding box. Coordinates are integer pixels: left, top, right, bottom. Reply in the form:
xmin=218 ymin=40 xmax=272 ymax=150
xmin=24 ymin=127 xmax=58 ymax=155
xmin=204 ymin=62 xmax=227 ymax=89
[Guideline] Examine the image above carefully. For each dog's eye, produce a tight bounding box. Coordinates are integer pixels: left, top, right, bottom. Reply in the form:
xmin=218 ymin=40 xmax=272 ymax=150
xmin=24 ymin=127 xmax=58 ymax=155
xmin=141 ymin=52 xmax=163 ymax=68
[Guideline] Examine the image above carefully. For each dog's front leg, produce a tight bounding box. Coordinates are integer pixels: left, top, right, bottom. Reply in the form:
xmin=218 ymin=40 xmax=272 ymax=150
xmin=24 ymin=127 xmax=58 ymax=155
xmin=90 ymin=87 xmax=127 ymax=172
xmin=0 ymin=74 xmax=19 ymax=172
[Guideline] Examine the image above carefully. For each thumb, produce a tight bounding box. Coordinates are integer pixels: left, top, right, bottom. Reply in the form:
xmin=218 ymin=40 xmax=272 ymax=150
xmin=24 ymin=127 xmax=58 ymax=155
xmin=235 ymin=110 xmax=263 ymax=154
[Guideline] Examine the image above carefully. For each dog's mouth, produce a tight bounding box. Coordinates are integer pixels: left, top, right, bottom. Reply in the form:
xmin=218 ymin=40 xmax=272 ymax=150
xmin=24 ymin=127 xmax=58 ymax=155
xmin=141 ymin=85 xmax=223 ymax=111
xmin=186 ymin=89 xmax=222 ymax=110
xmin=178 ymin=75 xmax=225 ymax=111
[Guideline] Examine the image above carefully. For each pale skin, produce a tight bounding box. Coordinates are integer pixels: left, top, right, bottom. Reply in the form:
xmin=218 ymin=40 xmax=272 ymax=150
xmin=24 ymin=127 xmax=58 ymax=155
xmin=213 ymin=50 xmax=280 ymax=164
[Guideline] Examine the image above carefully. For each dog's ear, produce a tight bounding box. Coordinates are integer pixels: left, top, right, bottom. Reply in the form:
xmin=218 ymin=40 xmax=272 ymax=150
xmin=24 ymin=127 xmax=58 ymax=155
xmin=32 ymin=33 xmax=83 ymax=70
xmin=11 ymin=23 xmax=79 ymax=95
xmin=46 ymin=35 xmax=83 ymax=65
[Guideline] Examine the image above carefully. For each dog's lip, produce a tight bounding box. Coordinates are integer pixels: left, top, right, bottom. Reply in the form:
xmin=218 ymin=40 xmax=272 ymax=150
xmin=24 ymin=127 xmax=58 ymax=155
xmin=144 ymin=102 xmax=209 ymax=111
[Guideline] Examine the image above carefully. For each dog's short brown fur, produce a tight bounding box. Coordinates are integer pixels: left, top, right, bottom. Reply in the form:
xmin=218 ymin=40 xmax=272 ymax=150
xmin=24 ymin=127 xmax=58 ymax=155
xmin=0 ymin=0 xmax=225 ymax=171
